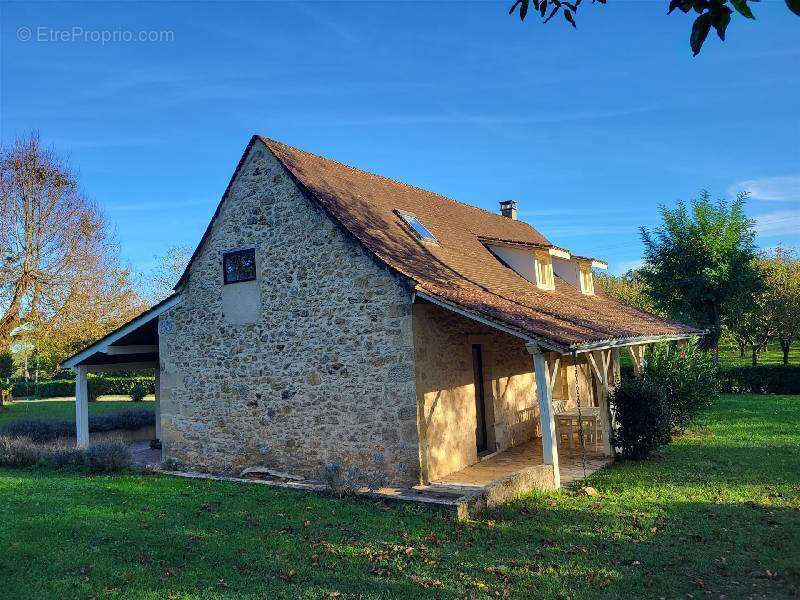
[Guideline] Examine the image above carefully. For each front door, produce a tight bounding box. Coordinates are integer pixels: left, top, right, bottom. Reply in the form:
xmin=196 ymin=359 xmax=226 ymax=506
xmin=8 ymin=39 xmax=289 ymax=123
xmin=472 ymin=344 xmax=488 ymax=454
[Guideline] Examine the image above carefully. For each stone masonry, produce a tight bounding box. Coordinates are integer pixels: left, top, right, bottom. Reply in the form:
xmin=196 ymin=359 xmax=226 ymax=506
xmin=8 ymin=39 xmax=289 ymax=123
xmin=158 ymin=141 xmax=420 ymax=487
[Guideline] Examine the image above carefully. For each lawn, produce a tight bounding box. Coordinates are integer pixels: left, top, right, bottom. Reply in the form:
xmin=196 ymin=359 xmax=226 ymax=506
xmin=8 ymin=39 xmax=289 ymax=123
xmin=0 ymin=394 xmax=797 ymax=599
xmin=718 ymin=342 xmax=800 ymax=367
xmin=0 ymin=399 xmax=154 ymax=427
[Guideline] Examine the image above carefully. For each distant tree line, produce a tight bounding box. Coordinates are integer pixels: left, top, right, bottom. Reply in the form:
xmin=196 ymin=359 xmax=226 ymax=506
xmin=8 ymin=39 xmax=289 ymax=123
xmin=596 ymin=192 xmax=800 ymax=365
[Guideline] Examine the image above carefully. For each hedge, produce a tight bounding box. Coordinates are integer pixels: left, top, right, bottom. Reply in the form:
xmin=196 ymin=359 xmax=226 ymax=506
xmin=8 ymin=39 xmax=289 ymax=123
xmin=1 ymin=409 xmax=155 ymax=443
xmin=12 ymin=375 xmax=155 ymax=400
xmin=624 ymin=363 xmax=800 ymax=395
xmin=719 ymin=365 xmax=800 ymax=395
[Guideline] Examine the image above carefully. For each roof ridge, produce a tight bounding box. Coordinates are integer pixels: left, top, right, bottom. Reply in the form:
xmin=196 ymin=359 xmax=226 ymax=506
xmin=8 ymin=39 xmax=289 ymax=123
xmin=259 ymin=135 xmax=546 ymax=237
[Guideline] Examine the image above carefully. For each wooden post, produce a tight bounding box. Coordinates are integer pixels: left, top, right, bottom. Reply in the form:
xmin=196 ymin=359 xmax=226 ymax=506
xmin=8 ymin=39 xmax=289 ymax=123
xmin=527 ymin=343 xmax=560 ymax=488
xmin=75 ymin=365 xmax=89 ymax=448
xmin=610 ymin=347 xmax=621 ymax=385
xmin=587 ymin=350 xmax=614 ymax=456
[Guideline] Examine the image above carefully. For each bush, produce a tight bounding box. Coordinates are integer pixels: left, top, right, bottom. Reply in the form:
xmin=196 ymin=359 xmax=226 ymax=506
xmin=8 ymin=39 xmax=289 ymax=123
xmin=88 ymin=409 xmax=154 ymax=433
xmin=1 ymin=419 xmax=73 ymax=442
xmin=610 ymin=378 xmax=673 ymax=460
xmin=720 ymin=365 xmax=800 ymax=394
xmin=84 ymin=442 xmax=132 ymax=472
xmin=1 ymin=409 xmax=154 ymax=443
xmin=129 ymin=382 xmax=147 ymax=402
xmin=645 ymin=342 xmax=720 ymax=429
xmin=0 ymin=436 xmax=131 ymax=472
xmin=0 ymin=435 xmax=42 ymax=467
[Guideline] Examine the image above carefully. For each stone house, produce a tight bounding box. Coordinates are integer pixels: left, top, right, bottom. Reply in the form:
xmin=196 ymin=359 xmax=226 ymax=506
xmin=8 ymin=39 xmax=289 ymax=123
xmin=64 ymin=136 xmax=699 ymax=491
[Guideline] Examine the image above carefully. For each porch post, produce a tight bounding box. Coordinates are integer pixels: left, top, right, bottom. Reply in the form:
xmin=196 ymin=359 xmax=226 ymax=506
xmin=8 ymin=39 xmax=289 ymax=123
xmin=154 ymin=368 xmax=161 ymax=443
xmin=526 ymin=343 xmax=560 ymax=488
xmin=589 ymin=350 xmax=614 ymax=456
xmin=75 ymin=365 xmax=89 ymax=448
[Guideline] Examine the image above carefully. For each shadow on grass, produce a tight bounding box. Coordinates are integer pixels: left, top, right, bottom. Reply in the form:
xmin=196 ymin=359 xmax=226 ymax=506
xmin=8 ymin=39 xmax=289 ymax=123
xmin=1 ymin=468 xmax=798 ymax=599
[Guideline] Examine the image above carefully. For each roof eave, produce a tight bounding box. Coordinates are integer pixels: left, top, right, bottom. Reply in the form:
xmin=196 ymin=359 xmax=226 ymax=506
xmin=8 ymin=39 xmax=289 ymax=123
xmin=61 ymin=294 xmax=181 ymax=369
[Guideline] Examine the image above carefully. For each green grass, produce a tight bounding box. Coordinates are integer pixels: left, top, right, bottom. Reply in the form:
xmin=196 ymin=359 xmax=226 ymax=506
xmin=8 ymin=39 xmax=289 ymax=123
xmin=718 ymin=343 xmax=800 ymax=367
xmin=0 ymin=394 xmax=798 ymax=599
xmin=0 ymin=399 xmax=154 ymax=427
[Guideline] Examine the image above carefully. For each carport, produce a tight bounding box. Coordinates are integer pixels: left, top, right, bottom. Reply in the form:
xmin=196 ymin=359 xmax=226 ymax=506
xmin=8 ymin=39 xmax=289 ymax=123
xmin=61 ymin=295 xmax=180 ymax=448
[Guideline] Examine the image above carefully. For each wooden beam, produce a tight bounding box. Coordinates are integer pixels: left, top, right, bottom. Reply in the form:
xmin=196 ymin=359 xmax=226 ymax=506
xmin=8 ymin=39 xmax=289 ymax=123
xmin=586 ymin=351 xmax=603 ymax=381
xmin=627 ymin=345 xmax=644 ymax=377
xmin=546 ymin=355 xmax=561 ymax=396
xmin=527 ymin=344 xmax=560 ymax=488
xmin=104 ymin=345 xmax=158 ymax=355
xmin=590 ymin=350 xmax=614 ymax=457
xmin=86 ymin=362 xmax=158 ymax=373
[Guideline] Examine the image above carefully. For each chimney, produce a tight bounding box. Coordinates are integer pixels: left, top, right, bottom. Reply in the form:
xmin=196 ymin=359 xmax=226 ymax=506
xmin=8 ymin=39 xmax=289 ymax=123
xmin=499 ymin=199 xmax=518 ymax=220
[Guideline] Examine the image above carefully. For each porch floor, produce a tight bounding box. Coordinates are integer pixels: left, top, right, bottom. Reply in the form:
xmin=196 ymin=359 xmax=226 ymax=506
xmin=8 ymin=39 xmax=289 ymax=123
xmin=426 ymin=439 xmax=612 ymax=492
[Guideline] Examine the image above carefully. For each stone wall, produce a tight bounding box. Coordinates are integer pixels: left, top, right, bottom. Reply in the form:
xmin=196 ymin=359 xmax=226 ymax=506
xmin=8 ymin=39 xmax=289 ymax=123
xmin=158 ymin=141 xmax=420 ymax=487
xmin=413 ymin=302 xmax=541 ymax=482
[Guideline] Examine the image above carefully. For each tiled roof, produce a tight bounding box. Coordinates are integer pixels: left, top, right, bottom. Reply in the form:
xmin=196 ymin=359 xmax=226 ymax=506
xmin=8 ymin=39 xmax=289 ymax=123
xmin=260 ymin=137 xmax=700 ymax=351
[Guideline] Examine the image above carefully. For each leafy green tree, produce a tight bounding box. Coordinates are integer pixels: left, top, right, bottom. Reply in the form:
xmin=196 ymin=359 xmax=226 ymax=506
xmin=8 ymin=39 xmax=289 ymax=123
xmin=763 ymin=248 xmax=800 ymax=365
xmin=639 ymin=191 xmax=760 ymax=360
xmin=0 ymin=350 xmax=14 ymax=382
xmin=595 ymin=269 xmax=664 ymax=316
xmin=509 ymin=0 xmax=800 ymax=56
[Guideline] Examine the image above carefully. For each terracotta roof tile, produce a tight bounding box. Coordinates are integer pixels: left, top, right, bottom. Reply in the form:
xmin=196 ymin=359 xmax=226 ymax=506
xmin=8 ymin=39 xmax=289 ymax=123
xmin=261 ymin=137 xmax=699 ymax=350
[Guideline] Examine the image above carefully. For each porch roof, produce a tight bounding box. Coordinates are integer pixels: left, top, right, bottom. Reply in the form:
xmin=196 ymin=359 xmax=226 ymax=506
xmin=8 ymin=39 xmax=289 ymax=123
xmin=61 ymin=294 xmax=180 ymax=369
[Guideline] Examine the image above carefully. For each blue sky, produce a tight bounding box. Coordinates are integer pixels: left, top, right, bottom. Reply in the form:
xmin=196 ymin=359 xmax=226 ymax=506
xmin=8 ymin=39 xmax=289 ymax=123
xmin=1 ymin=1 xmax=798 ymax=277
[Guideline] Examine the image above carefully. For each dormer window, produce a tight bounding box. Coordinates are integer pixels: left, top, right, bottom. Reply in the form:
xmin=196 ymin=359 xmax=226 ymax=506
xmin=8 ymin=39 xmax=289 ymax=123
xmin=579 ymin=264 xmax=594 ymax=295
xmin=397 ymin=211 xmax=437 ymax=242
xmin=223 ymin=248 xmax=256 ymax=284
xmin=534 ymin=251 xmax=555 ymax=291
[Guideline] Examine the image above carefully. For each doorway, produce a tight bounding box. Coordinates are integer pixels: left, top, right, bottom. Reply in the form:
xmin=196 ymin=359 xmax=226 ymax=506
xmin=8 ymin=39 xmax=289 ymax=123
xmin=472 ymin=344 xmax=489 ymax=454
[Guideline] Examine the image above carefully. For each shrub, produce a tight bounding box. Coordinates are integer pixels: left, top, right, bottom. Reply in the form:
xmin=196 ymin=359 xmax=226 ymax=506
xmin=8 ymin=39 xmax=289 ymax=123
xmin=645 ymin=342 xmax=720 ymax=429
xmin=88 ymin=409 xmax=154 ymax=433
xmin=129 ymin=382 xmax=147 ymax=402
xmin=48 ymin=445 xmax=86 ymax=469
xmin=1 ymin=409 xmax=154 ymax=443
xmin=610 ymin=378 xmax=673 ymax=460
xmin=322 ymin=463 xmax=358 ymax=498
xmin=720 ymin=365 xmax=800 ymax=394
xmin=0 ymin=435 xmax=42 ymax=467
xmin=2 ymin=419 xmax=73 ymax=442
xmin=84 ymin=442 xmax=132 ymax=473
xmin=0 ymin=437 xmax=131 ymax=472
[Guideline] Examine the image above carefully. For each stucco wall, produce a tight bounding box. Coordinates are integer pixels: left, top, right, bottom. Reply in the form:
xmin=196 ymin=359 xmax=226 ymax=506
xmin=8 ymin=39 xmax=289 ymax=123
xmin=158 ymin=141 xmax=420 ymax=487
xmin=413 ymin=302 xmax=542 ymax=482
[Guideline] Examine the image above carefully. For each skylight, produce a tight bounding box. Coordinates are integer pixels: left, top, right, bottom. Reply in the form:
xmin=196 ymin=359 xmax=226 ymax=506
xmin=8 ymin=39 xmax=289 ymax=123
xmin=397 ymin=211 xmax=437 ymax=242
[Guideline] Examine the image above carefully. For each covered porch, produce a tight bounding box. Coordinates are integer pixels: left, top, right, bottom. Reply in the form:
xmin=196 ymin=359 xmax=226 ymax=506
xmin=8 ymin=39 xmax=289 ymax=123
xmin=414 ymin=291 xmax=693 ymax=496
xmin=60 ymin=295 xmax=179 ymax=451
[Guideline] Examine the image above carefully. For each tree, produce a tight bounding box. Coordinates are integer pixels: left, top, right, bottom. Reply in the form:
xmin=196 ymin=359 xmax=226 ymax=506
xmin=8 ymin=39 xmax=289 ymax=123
xmin=141 ymin=245 xmax=191 ymax=305
xmin=509 ymin=0 xmax=800 ymax=56
xmin=0 ymin=133 xmax=144 ymax=364
xmin=0 ymin=350 xmax=13 ymax=382
xmin=594 ymin=269 xmax=665 ymax=316
xmin=765 ymin=248 xmax=800 ymax=365
xmin=639 ymin=191 xmax=760 ymax=360
xmin=729 ymin=257 xmax=774 ymax=366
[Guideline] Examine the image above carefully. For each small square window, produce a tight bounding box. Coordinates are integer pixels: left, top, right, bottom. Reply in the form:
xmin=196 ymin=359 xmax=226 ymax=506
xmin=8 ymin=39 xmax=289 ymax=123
xmin=223 ymin=248 xmax=256 ymax=284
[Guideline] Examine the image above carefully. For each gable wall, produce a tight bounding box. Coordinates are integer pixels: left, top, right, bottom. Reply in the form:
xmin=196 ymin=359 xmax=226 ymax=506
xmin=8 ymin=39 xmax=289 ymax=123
xmin=157 ymin=142 xmax=420 ymax=486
